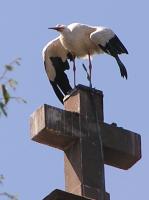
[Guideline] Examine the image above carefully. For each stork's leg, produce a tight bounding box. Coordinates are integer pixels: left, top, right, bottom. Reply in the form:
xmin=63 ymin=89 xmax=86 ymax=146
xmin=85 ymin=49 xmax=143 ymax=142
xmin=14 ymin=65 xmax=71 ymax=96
xmin=88 ymin=54 xmax=92 ymax=88
xmin=72 ymin=58 xmax=76 ymax=87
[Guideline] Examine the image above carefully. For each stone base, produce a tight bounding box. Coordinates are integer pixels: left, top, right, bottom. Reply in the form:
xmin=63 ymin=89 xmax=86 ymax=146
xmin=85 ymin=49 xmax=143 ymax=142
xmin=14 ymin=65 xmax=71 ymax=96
xmin=43 ymin=189 xmax=91 ymax=200
xmin=42 ymin=189 xmax=110 ymax=200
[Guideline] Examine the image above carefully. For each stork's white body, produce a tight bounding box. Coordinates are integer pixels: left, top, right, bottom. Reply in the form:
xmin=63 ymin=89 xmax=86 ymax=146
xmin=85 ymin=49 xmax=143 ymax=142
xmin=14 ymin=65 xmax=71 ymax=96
xmin=50 ymin=22 xmax=128 ymax=81
xmin=42 ymin=37 xmax=69 ymax=81
xmin=42 ymin=37 xmax=72 ymax=104
xmin=59 ymin=23 xmax=115 ymax=58
xmin=47 ymin=22 xmax=128 ymax=98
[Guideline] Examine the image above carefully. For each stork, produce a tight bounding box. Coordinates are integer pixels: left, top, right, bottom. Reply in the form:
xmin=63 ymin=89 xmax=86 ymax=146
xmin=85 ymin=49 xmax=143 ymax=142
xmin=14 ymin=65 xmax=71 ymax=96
xmin=49 ymin=23 xmax=128 ymax=87
xmin=42 ymin=37 xmax=73 ymax=104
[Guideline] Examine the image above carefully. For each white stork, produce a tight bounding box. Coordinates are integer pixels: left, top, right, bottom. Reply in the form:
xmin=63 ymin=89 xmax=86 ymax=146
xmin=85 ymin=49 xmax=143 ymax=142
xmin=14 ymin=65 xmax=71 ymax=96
xmin=49 ymin=23 xmax=128 ymax=87
xmin=42 ymin=37 xmax=73 ymax=104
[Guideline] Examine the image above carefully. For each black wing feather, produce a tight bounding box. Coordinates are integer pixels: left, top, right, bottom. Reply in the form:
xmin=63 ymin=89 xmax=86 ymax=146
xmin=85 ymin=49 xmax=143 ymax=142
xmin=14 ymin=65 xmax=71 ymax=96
xmin=50 ymin=81 xmax=64 ymax=104
xmin=48 ymin=57 xmax=72 ymax=104
xmin=99 ymin=34 xmax=128 ymax=56
xmin=98 ymin=34 xmax=128 ymax=79
xmin=111 ymin=35 xmax=128 ymax=54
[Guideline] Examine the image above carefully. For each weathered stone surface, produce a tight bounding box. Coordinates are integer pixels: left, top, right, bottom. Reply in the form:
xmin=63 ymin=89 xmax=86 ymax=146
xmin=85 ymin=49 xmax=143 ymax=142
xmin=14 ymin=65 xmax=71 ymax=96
xmin=30 ymin=89 xmax=141 ymax=170
xmin=30 ymin=84 xmax=142 ymax=200
xmin=64 ymin=137 xmax=106 ymax=200
xmin=64 ymin=85 xmax=104 ymax=122
xmin=30 ymin=104 xmax=79 ymax=150
xmin=43 ymin=189 xmax=110 ymax=200
xmin=43 ymin=189 xmax=90 ymax=200
xmin=64 ymin=85 xmax=106 ymax=200
xmin=100 ymin=122 xmax=141 ymax=169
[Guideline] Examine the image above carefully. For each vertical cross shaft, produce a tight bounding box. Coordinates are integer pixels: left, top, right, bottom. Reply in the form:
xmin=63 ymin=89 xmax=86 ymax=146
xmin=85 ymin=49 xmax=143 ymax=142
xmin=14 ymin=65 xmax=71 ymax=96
xmin=64 ymin=85 xmax=108 ymax=200
xmin=30 ymin=84 xmax=141 ymax=200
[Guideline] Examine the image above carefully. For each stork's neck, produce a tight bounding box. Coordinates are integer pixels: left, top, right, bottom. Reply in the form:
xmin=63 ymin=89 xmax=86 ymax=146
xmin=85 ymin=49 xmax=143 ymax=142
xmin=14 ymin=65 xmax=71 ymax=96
xmin=60 ymin=28 xmax=72 ymax=40
xmin=59 ymin=29 xmax=74 ymax=52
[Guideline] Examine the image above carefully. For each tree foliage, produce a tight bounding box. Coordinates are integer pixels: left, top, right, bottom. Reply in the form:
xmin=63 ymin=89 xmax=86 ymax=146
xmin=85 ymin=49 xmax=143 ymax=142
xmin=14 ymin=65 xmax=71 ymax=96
xmin=0 ymin=175 xmax=18 ymax=200
xmin=0 ymin=58 xmax=26 ymax=116
xmin=0 ymin=58 xmax=27 ymax=199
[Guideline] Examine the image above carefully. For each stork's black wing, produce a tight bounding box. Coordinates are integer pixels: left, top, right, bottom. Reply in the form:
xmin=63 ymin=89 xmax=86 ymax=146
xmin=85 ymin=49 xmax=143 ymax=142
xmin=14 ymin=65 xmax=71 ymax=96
xmin=49 ymin=57 xmax=72 ymax=104
xmin=99 ymin=34 xmax=128 ymax=56
xmin=98 ymin=35 xmax=128 ymax=79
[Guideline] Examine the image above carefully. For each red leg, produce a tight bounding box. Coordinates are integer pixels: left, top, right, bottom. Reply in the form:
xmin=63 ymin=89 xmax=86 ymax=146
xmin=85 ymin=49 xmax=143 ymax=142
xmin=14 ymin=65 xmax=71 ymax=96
xmin=72 ymin=58 xmax=76 ymax=87
xmin=88 ymin=54 xmax=92 ymax=88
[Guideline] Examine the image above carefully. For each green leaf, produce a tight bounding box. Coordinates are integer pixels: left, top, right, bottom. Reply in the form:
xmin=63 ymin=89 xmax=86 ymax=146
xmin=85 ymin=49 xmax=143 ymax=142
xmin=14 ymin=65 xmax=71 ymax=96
xmin=1 ymin=84 xmax=10 ymax=104
xmin=5 ymin=65 xmax=14 ymax=71
xmin=0 ymin=102 xmax=7 ymax=116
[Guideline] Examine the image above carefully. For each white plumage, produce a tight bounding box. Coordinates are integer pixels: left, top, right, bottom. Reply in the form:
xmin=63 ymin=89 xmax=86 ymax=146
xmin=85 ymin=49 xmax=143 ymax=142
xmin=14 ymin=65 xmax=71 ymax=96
xmin=42 ymin=37 xmax=72 ymax=104
xmin=42 ymin=37 xmax=68 ymax=81
xmin=49 ymin=23 xmax=128 ymax=86
xmin=59 ymin=23 xmax=113 ymax=57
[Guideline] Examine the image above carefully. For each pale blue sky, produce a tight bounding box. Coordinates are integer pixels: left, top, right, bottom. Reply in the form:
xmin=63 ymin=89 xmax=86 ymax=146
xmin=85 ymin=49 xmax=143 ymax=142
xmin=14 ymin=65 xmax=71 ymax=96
xmin=0 ymin=0 xmax=148 ymax=199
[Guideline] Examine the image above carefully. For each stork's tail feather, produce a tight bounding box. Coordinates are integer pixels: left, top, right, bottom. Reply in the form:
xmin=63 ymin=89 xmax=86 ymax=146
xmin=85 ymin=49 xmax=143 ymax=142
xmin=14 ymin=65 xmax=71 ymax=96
xmin=115 ymin=56 xmax=128 ymax=79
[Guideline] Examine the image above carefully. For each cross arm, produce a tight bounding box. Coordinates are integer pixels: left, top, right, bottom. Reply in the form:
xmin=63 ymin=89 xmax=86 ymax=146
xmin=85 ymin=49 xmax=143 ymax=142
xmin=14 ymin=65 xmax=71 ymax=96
xmin=30 ymin=104 xmax=80 ymax=151
xmin=30 ymin=104 xmax=141 ymax=170
xmin=100 ymin=122 xmax=141 ymax=169
xmin=30 ymin=104 xmax=101 ymax=150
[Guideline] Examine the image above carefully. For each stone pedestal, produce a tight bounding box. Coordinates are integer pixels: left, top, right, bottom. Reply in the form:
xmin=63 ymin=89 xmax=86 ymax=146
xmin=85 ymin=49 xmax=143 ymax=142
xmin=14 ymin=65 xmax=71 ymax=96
xmin=30 ymin=84 xmax=142 ymax=200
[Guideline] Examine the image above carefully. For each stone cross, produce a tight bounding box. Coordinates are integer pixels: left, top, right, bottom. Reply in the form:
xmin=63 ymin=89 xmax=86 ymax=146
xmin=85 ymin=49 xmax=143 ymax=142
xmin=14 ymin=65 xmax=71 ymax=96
xmin=30 ymin=85 xmax=141 ymax=200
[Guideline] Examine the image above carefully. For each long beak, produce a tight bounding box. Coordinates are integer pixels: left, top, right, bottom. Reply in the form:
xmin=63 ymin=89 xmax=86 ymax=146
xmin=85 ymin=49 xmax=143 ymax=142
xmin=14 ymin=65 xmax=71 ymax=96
xmin=48 ymin=27 xmax=62 ymax=31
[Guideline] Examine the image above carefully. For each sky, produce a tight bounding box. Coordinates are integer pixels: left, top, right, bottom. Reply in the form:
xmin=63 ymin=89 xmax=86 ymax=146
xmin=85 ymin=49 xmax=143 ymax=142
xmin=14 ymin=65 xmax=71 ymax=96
xmin=0 ymin=0 xmax=148 ymax=199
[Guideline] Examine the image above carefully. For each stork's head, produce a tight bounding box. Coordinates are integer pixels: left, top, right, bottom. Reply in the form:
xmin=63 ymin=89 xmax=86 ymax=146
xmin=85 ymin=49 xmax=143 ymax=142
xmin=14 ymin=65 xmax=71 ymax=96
xmin=48 ymin=24 xmax=67 ymax=33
